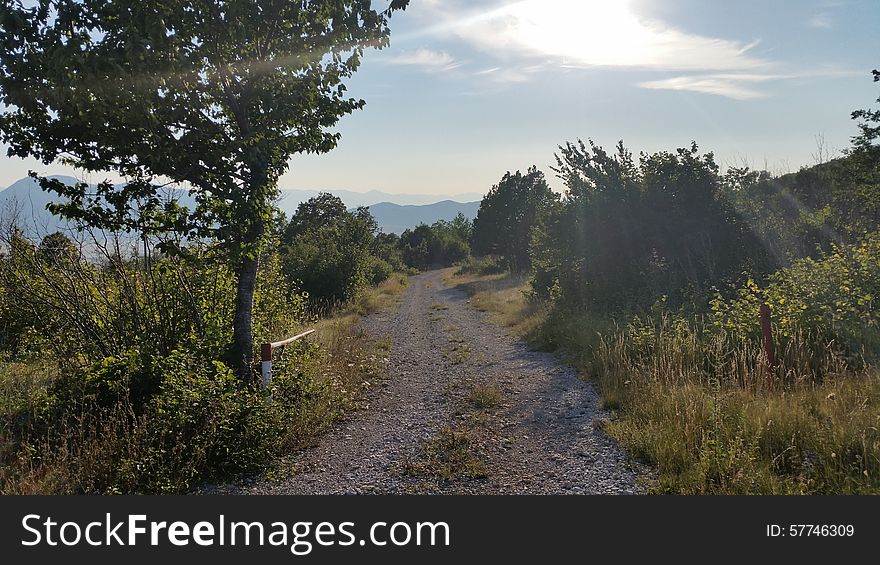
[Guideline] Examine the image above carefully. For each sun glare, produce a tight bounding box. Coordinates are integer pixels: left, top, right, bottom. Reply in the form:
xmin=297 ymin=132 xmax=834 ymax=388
xmin=502 ymin=0 xmax=651 ymax=66
xmin=445 ymin=0 xmax=764 ymax=73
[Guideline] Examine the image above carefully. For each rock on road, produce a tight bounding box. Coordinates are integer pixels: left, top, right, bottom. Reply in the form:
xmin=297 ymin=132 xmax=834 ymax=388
xmin=235 ymin=269 xmax=642 ymax=495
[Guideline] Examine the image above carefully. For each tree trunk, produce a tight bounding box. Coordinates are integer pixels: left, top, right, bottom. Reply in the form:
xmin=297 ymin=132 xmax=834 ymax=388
xmin=231 ymin=255 xmax=259 ymax=380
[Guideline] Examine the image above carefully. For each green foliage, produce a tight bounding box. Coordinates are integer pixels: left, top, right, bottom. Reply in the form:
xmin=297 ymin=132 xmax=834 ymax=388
xmin=280 ymin=193 xmax=391 ymax=305
xmin=711 ymin=233 xmax=880 ymax=360
xmin=531 ymin=140 xmax=762 ymax=311
xmin=399 ymin=217 xmax=471 ymax=270
xmin=117 ymin=351 xmax=281 ymax=492
xmin=0 ymin=230 xmax=305 ymax=365
xmin=455 ymin=255 xmax=508 ymax=277
xmin=0 ymin=0 xmax=407 ymax=256
xmin=0 ymin=0 xmax=409 ymax=374
xmin=472 ymin=167 xmax=557 ymax=272
xmin=850 ymin=69 xmax=880 ymax=153
xmin=0 ymin=229 xmax=312 ymax=492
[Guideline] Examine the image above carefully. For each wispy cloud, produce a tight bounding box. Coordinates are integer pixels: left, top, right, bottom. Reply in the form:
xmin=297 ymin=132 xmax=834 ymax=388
xmin=383 ymin=48 xmax=463 ymax=71
xmin=807 ymin=13 xmax=834 ymax=29
xmin=404 ymin=0 xmax=857 ymax=99
xmin=472 ymin=66 xmax=533 ymax=83
xmin=638 ymin=74 xmax=780 ymax=100
xmin=639 ymin=68 xmax=862 ymax=100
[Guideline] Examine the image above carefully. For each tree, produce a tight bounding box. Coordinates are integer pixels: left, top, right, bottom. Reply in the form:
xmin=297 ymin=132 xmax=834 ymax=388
xmin=399 ymin=221 xmax=469 ymax=270
xmin=280 ymin=193 xmax=378 ymax=304
xmin=850 ymin=69 xmax=880 ymax=153
xmin=0 ymin=0 xmax=409 ymax=378
xmin=472 ymin=167 xmax=556 ymax=271
xmin=532 ymin=140 xmax=762 ymax=310
xmin=842 ymin=68 xmax=880 ymax=234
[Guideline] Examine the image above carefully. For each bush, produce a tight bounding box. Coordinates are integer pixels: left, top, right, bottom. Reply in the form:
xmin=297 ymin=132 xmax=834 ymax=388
xmin=711 ymin=233 xmax=880 ymax=361
xmin=281 ymin=194 xmax=380 ymax=306
xmin=399 ymin=218 xmax=471 ymax=270
xmin=114 ymin=351 xmax=281 ymax=492
xmin=0 ymin=230 xmax=312 ymax=493
xmin=367 ymin=256 xmax=394 ymax=286
xmin=530 ymin=141 xmax=763 ymax=313
xmin=0 ymin=348 xmax=287 ymax=494
xmin=455 ymin=255 xmax=507 ymax=276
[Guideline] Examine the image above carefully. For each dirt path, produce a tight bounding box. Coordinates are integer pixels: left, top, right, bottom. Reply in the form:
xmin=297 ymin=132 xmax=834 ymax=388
xmin=236 ymin=269 xmax=641 ymax=494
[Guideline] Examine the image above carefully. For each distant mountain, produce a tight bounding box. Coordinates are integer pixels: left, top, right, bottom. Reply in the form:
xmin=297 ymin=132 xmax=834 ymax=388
xmin=367 ymin=200 xmax=481 ymax=234
xmin=275 ymin=188 xmax=484 ymax=217
xmin=0 ymin=175 xmax=79 ymax=234
xmin=0 ymin=175 xmax=484 ymax=236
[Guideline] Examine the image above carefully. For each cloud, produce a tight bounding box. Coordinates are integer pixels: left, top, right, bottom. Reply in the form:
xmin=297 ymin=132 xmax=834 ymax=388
xmin=419 ymin=0 xmax=770 ymax=72
xmin=404 ymin=1 xmax=855 ymax=99
xmin=383 ymin=48 xmax=463 ymax=71
xmin=472 ymin=66 xmax=532 ymax=83
xmin=639 ymin=68 xmax=862 ymax=100
xmin=638 ymin=74 xmax=780 ymax=100
xmin=807 ymin=13 xmax=833 ymax=29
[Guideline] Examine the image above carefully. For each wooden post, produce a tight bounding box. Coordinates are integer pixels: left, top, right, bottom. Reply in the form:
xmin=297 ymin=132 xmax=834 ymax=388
xmin=260 ymin=342 xmax=273 ymax=388
xmin=759 ymin=303 xmax=776 ymax=375
xmin=259 ymin=329 xmax=316 ymax=389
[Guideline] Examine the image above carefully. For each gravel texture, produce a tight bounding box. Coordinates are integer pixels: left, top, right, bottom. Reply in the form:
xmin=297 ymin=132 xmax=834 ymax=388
xmin=228 ymin=269 xmax=643 ymax=495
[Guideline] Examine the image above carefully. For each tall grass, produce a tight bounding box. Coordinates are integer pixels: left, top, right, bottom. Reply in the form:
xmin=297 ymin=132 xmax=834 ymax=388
xmin=447 ymin=269 xmax=880 ymax=494
xmin=576 ymin=314 xmax=879 ymax=494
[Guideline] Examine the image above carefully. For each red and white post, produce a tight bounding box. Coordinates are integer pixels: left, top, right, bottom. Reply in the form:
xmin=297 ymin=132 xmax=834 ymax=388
xmin=261 ymin=342 xmax=274 ymax=388
xmin=258 ymin=329 xmax=316 ymax=389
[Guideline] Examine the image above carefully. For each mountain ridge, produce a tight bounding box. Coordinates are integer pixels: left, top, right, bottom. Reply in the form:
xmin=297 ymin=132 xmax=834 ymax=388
xmin=0 ymin=176 xmax=482 ymax=235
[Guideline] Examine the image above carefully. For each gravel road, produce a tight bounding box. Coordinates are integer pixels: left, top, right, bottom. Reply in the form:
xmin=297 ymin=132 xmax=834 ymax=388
xmin=231 ymin=269 xmax=642 ymax=495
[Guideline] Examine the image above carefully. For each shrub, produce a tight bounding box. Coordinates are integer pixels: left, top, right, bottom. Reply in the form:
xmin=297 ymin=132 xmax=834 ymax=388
xmin=399 ymin=218 xmax=471 ymax=270
xmin=112 ymin=351 xmax=281 ymax=493
xmin=711 ymin=233 xmax=880 ymax=361
xmin=455 ymin=255 xmax=507 ymax=276
xmin=280 ymin=194 xmax=379 ymax=305
xmin=367 ymin=256 xmax=394 ymax=286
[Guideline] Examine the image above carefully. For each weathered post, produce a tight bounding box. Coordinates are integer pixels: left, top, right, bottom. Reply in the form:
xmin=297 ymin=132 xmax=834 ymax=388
xmin=259 ymin=329 xmax=316 ymax=389
xmin=759 ymin=303 xmax=776 ymax=375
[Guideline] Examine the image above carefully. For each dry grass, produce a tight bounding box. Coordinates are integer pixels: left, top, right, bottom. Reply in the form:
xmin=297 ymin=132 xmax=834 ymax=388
xmin=349 ymin=274 xmax=409 ymax=316
xmin=468 ymin=383 xmax=504 ymax=411
xmin=444 ymin=268 xmax=547 ymax=339
xmin=594 ymin=320 xmax=880 ymax=494
xmin=270 ymin=274 xmax=407 ymax=452
xmin=279 ymin=320 xmax=392 ymax=451
xmin=402 ymin=425 xmax=488 ymax=481
xmin=446 ymin=268 xmax=880 ymax=494
xmin=444 ymin=329 xmax=472 ymax=364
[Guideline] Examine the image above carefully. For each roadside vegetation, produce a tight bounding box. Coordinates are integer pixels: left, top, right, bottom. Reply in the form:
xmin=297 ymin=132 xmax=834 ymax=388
xmin=0 ymin=215 xmax=407 ymax=494
xmin=0 ymin=1 xmax=416 ymax=494
xmin=451 ymin=70 xmax=880 ymax=494
xmin=0 ymin=0 xmax=875 ymax=497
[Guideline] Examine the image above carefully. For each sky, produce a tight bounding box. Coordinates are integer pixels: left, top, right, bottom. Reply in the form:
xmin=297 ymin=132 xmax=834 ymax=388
xmin=1 ymin=0 xmax=878 ymax=197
